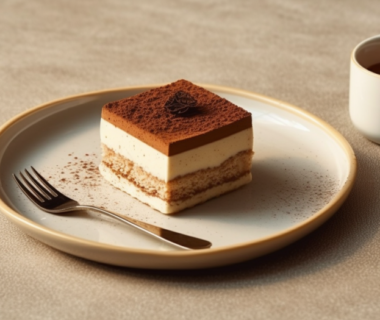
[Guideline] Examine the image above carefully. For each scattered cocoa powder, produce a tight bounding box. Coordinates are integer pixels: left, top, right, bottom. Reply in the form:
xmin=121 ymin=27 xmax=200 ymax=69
xmin=45 ymin=153 xmax=101 ymax=193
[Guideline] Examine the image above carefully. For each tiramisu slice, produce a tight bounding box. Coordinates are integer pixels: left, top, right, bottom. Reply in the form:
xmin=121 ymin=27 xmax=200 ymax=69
xmin=99 ymin=80 xmax=253 ymax=214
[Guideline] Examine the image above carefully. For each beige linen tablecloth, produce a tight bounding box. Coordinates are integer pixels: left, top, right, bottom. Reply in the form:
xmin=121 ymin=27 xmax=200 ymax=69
xmin=1 ymin=1 xmax=380 ymax=319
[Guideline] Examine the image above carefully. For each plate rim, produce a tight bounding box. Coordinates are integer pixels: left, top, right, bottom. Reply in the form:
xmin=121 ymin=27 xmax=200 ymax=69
xmin=0 ymin=83 xmax=357 ymax=267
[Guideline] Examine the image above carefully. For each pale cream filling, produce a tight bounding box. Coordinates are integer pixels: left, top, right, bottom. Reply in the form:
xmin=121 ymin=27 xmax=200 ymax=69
xmin=100 ymin=118 xmax=253 ymax=182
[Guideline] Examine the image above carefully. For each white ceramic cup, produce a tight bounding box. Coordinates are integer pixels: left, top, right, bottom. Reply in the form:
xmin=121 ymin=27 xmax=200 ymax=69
xmin=349 ymin=34 xmax=380 ymax=144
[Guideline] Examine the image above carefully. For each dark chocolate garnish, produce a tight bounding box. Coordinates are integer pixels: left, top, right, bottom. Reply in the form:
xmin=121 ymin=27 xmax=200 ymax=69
xmin=164 ymin=91 xmax=198 ymax=116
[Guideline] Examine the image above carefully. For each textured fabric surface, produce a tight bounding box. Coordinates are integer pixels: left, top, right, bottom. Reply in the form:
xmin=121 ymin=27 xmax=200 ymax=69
xmin=1 ymin=1 xmax=380 ymax=319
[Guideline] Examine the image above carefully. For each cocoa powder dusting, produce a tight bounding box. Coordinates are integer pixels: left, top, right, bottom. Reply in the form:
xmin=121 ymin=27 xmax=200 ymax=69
xmin=101 ymin=79 xmax=252 ymax=156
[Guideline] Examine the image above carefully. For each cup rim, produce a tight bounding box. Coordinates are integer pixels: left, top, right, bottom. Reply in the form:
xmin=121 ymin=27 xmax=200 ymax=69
xmin=351 ymin=34 xmax=380 ymax=77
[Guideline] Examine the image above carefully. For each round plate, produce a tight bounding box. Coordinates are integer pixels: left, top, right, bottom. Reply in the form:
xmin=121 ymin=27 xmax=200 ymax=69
xmin=0 ymin=84 xmax=356 ymax=269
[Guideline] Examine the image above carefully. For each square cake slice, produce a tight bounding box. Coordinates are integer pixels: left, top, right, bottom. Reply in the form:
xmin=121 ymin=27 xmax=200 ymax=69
xmin=99 ymin=79 xmax=253 ymax=214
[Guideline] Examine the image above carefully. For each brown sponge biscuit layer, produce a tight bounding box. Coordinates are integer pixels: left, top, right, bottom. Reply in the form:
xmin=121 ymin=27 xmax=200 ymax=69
xmin=101 ymin=144 xmax=253 ymax=203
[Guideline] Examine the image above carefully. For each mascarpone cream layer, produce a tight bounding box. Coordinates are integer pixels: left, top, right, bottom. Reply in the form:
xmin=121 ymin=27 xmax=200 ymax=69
xmin=100 ymin=118 xmax=253 ymax=182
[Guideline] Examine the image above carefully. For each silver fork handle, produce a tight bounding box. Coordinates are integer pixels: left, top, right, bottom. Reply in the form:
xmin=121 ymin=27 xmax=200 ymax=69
xmin=75 ymin=205 xmax=212 ymax=250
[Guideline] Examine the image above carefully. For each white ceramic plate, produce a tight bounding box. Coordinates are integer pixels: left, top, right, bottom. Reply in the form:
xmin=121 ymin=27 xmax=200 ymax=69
xmin=0 ymin=84 xmax=356 ymax=269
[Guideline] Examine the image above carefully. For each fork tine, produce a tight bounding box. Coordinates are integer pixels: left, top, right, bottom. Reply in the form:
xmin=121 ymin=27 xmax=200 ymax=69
xmin=13 ymin=173 xmax=45 ymax=204
xmin=30 ymin=166 xmax=60 ymax=197
xmin=24 ymin=168 xmax=54 ymax=199
xmin=20 ymin=171 xmax=48 ymax=201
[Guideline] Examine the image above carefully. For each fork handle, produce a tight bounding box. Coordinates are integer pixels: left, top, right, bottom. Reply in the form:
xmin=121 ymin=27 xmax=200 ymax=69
xmin=77 ymin=205 xmax=212 ymax=250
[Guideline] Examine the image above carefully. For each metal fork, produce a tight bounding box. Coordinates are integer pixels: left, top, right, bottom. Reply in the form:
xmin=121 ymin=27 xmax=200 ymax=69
xmin=13 ymin=167 xmax=212 ymax=250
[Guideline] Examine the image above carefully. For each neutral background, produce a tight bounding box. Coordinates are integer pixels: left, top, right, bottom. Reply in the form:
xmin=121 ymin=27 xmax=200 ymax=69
xmin=1 ymin=1 xmax=380 ymax=319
